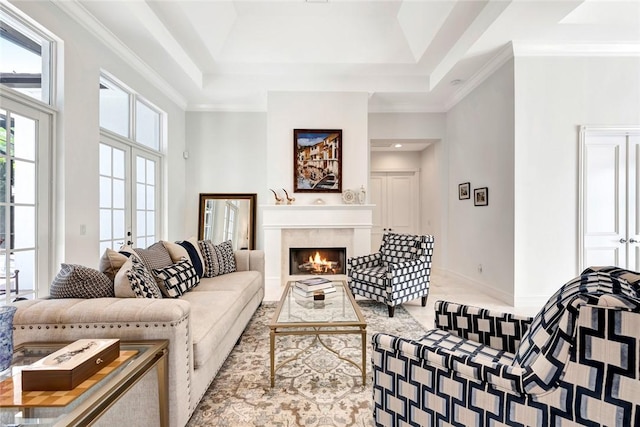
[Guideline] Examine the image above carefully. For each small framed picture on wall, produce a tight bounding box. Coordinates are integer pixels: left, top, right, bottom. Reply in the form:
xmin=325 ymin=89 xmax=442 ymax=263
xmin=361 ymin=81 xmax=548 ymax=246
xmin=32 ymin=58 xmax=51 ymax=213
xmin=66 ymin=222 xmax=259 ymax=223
xmin=474 ymin=187 xmax=489 ymax=206
xmin=458 ymin=182 xmax=470 ymax=200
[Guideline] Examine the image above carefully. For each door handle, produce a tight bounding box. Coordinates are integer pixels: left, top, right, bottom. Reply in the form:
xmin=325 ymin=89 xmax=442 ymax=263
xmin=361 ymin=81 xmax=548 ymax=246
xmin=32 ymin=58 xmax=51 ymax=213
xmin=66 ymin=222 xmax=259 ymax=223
xmin=631 ymin=238 xmax=638 ymax=244
xmin=620 ymin=238 xmax=628 ymax=243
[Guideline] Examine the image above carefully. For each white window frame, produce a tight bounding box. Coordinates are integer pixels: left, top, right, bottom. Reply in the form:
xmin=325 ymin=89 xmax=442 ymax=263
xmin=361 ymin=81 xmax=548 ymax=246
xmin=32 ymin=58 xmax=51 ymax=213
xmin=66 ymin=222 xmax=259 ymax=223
xmin=0 ymin=93 xmax=54 ymax=304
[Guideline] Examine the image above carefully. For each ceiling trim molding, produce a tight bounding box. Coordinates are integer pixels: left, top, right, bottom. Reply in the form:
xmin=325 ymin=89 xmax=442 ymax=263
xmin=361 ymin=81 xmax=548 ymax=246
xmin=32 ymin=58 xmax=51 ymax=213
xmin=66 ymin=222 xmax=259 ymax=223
xmin=512 ymin=41 xmax=640 ymax=57
xmin=53 ymin=0 xmax=188 ymax=109
xmin=444 ymin=42 xmax=514 ymax=111
xmin=368 ymin=103 xmax=446 ymax=113
xmin=187 ymin=103 xmax=268 ymax=113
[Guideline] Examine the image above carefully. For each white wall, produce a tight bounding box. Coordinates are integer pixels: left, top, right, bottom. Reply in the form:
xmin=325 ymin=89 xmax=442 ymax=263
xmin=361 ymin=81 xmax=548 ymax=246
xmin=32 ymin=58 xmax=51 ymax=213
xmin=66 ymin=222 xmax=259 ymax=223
xmin=9 ymin=2 xmax=186 ymax=273
xmin=446 ymin=59 xmax=515 ymax=303
xmin=184 ymin=112 xmax=267 ymax=246
xmin=513 ymin=56 xmax=640 ymax=306
xmin=266 ymin=92 xmax=370 ymax=206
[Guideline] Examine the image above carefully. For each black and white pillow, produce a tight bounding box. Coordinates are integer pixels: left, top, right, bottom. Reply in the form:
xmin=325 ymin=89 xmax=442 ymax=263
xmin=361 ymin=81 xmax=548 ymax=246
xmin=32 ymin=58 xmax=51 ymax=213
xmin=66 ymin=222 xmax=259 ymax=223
xmin=199 ymin=240 xmax=237 ymax=277
xmin=153 ymin=258 xmax=200 ymax=297
xmin=50 ymin=264 xmax=114 ymax=298
xmin=126 ymin=257 xmax=163 ymax=299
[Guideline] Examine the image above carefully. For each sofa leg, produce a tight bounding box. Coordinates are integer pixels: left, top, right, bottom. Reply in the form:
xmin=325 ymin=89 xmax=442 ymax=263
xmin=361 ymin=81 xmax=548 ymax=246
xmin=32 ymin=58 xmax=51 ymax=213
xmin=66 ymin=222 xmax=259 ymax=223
xmin=388 ymin=306 xmax=395 ymax=317
xmin=236 ymin=336 xmax=242 ymax=346
xmin=421 ymin=296 xmax=427 ymax=307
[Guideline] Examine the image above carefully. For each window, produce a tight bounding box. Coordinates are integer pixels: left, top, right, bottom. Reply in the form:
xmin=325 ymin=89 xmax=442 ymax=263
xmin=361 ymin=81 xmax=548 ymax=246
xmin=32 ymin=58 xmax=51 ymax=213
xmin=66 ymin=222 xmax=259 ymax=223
xmin=99 ymin=74 xmax=164 ymax=252
xmin=0 ymin=6 xmax=54 ymax=304
xmin=0 ymin=5 xmax=52 ymax=104
xmin=0 ymin=98 xmax=52 ymax=304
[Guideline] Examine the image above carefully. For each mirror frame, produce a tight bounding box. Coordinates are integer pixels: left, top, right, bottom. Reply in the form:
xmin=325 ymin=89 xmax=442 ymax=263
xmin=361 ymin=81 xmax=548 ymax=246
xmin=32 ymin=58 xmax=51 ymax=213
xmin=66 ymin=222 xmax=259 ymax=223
xmin=198 ymin=193 xmax=257 ymax=250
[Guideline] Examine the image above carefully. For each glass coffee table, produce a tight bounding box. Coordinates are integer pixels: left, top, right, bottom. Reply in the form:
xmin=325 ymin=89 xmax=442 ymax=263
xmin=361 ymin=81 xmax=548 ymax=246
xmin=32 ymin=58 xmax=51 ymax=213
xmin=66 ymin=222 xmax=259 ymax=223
xmin=0 ymin=340 xmax=168 ymax=426
xmin=269 ymin=279 xmax=367 ymax=387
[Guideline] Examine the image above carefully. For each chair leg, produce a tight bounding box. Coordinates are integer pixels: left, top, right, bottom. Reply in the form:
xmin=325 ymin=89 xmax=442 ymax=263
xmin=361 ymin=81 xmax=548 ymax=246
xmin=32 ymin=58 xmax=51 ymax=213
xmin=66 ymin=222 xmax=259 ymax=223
xmin=388 ymin=305 xmax=395 ymax=317
xmin=421 ymin=296 xmax=427 ymax=307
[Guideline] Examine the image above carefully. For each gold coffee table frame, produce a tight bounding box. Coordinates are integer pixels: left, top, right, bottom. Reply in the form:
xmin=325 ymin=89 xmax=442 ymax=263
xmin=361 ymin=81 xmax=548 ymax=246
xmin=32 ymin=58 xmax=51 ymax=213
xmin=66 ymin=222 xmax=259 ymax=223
xmin=0 ymin=340 xmax=169 ymax=427
xmin=269 ymin=280 xmax=367 ymax=387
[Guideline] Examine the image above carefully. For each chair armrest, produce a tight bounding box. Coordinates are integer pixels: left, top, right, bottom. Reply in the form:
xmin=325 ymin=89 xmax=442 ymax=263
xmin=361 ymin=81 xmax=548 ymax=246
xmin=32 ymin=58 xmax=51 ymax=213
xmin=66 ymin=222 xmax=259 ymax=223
xmin=348 ymin=253 xmax=381 ymax=269
xmin=372 ymin=332 xmax=525 ymax=395
xmin=434 ymin=300 xmax=533 ymax=354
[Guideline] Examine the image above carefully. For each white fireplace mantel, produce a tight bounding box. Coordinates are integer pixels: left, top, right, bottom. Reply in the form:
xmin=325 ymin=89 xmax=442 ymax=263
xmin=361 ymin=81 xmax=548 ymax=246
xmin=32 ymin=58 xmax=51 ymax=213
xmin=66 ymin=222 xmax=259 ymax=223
xmin=261 ymin=204 xmax=373 ymax=297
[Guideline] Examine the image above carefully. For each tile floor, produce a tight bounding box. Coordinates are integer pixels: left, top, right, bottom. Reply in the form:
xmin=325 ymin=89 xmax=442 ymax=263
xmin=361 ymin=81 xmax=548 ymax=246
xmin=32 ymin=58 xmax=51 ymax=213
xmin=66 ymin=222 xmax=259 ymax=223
xmin=399 ymin=270 xmax=540 ymax=330
xmin=266 ymin=269 xmax=541 ymax=331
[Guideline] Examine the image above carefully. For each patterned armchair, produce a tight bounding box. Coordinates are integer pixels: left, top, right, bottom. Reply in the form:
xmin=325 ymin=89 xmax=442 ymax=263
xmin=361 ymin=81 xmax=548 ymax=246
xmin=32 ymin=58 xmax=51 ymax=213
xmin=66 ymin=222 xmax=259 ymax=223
xmin=348 ymin=232 xmax=434 ymax=317
xmin=372 ymin=266 xmax=640 ymax=426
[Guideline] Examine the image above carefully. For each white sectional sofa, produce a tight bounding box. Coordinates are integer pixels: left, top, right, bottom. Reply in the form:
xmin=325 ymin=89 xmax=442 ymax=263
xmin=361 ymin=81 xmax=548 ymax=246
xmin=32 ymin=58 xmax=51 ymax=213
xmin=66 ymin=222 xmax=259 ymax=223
xmin=11 ymin=249 xmax=265 ymax=427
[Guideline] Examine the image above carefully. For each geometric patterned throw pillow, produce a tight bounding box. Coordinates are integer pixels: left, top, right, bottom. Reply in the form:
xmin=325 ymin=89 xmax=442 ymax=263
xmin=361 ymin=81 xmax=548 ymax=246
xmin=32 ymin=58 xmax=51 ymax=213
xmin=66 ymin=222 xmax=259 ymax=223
xmin=380 ymin=233 xmax=420 ymax=265
xmin=199 ymin=240 xmax=237 ymax=277
xmin=126 ymin=257 xmax=163 ymax=299
xmin=153 ymin=258 xmax=200 ymax=297
xmin=50 ymin=264 xmax=115 ymax=298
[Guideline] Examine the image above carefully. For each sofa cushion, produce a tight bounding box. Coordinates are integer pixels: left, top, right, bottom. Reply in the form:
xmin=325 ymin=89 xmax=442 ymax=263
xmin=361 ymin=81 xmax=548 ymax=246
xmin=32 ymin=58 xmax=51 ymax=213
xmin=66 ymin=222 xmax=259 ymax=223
xmin=182 ymin=271 xmax=263 ymax=368
xmin=163 ymin=238 xmax=205 ymax=279
xmin=98 ymin=248 xmax=129 ymax=281
xmin=199 ymin=240 xmax=237 ymax=277
xmin=114 ymin=257 xmax=163 ymax=299
xmin=153 ymin=258 xmax=200 ymax=297
xmin=50 ymin=264 xmax=114 ymax=299
xmin=133 ymin=242 xmax=173 ymax=271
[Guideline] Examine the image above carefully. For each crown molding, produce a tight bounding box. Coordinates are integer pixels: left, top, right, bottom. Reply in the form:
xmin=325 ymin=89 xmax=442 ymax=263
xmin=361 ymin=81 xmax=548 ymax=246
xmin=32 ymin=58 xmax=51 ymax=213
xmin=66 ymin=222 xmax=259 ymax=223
xmin=53 ymin=0 xmax=188 ymax=110
xmin=444 ymin=42 xmax=514 ymax=111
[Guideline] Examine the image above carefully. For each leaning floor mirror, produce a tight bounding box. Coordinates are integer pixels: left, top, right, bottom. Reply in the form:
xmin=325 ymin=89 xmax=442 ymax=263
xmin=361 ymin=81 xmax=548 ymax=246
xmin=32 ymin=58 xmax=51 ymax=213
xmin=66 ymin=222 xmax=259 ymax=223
xmin=198 ymin=193 xmax=257 ymax=250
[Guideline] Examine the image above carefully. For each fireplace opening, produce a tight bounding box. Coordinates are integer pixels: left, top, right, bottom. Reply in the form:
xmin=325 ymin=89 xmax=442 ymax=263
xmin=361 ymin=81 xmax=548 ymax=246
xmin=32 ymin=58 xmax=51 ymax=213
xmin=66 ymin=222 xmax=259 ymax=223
xmin=289 ymin=247 xmax=346 ymax=275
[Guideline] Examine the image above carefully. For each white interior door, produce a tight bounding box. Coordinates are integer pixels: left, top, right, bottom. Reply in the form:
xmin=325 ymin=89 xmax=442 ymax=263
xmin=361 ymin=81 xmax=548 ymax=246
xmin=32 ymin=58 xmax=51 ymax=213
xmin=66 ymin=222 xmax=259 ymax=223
xmin=370 ymin=171 xmax=418 ymax=252
xmin=627 ymin=135 xmax=640 ymax=270
xmin=580 ymin=129 xmax=640 ymax=271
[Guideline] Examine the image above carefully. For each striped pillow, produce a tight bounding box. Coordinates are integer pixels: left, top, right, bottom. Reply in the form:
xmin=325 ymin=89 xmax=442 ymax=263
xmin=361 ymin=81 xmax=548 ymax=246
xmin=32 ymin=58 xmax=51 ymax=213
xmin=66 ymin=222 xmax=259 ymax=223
xmin=199 ymin=240 xmax=237 ymax=277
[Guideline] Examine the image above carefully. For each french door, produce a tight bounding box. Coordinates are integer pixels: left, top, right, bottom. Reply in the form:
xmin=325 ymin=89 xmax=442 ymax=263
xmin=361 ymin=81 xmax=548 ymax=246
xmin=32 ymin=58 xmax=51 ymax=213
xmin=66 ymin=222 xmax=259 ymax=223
xmin=580 ymin=127 xmax=640 ymax=271
xmin=370 ymin=171 xmax=419 ymax=252
xmin=99 ymin=134 xmax=160 ymax=253
xmin=0 ymin=96 xmax=52 ymax=303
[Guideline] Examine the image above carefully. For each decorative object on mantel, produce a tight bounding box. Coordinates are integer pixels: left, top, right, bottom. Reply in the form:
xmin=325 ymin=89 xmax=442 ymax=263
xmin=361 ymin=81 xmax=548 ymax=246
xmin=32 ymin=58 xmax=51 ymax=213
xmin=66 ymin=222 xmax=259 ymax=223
xmin=358 ymin=185 xmax=366 ymax=204
xmin=313 ymin=198 xmax=326 ymax=205
xmin=458 ymin=182 xmax=470 ymax=200
xmin=0 ymin=305 xmax=17 ymax=371
xmin=282 ymin=188 xmax=295 ymax=205
xmin=270 ymin=189 xmax=284 ymax=205
xmin=474 ymin=187 xmax=488 ymax=206
xmin=342 ymin=188 xmax=356 ymax=204
xmin=293 ymin=129 xmax=342 ymax=193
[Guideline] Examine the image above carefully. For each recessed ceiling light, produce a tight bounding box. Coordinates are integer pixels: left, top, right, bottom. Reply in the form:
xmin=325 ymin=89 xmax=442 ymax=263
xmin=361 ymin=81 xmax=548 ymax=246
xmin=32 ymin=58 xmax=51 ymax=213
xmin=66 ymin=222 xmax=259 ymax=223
xmin=394 ymin=144 xmax=403 ymax=148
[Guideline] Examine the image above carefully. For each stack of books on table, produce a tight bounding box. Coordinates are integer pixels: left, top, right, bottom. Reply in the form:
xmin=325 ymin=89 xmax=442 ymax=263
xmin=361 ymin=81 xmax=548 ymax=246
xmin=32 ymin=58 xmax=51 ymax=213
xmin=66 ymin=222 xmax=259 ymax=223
xmin=292 ymin=277 xmax=336 ymax=298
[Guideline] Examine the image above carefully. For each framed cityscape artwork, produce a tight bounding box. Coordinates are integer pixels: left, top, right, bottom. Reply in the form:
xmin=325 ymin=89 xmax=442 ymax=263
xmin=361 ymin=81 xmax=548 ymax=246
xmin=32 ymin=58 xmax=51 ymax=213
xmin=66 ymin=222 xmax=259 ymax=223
xmin=293 ymin=129 xmax=342 ymax=193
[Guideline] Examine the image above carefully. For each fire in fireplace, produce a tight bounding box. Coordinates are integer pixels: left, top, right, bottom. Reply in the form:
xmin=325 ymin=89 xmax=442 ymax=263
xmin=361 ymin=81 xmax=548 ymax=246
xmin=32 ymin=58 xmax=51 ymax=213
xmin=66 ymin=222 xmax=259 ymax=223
xmin=289 ymin=247 xmax=346 ymax=275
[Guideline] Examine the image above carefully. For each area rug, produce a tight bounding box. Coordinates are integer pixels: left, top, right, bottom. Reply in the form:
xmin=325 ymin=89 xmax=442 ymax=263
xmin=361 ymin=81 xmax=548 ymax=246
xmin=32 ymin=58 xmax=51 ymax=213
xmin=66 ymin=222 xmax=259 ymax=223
xmin=186 ymin=301 xmax=429 ymax=427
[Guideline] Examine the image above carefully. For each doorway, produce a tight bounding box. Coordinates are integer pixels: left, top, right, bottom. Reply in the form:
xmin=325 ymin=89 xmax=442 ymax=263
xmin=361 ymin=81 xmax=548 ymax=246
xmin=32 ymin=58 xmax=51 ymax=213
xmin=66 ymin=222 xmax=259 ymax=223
xmin=370 ymin=171 xmax=419 ymax=251
xmin=579 ymin=127 xmax=640 ymax=270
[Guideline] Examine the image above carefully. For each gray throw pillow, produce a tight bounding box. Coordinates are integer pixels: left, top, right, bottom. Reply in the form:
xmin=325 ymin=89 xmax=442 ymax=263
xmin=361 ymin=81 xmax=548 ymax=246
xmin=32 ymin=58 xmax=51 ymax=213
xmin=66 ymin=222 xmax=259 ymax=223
xmin=50 ymin=264 xmax=114 ymax=298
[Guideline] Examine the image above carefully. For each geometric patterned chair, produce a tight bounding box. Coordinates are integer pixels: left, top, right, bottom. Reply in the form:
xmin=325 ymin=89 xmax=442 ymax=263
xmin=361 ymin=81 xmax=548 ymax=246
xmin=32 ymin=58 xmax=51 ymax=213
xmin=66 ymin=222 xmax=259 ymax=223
xmin=347 ymin=232 xmax=434 ymax=317
xmin=372 ymin=266 xmax=640 ymax=426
